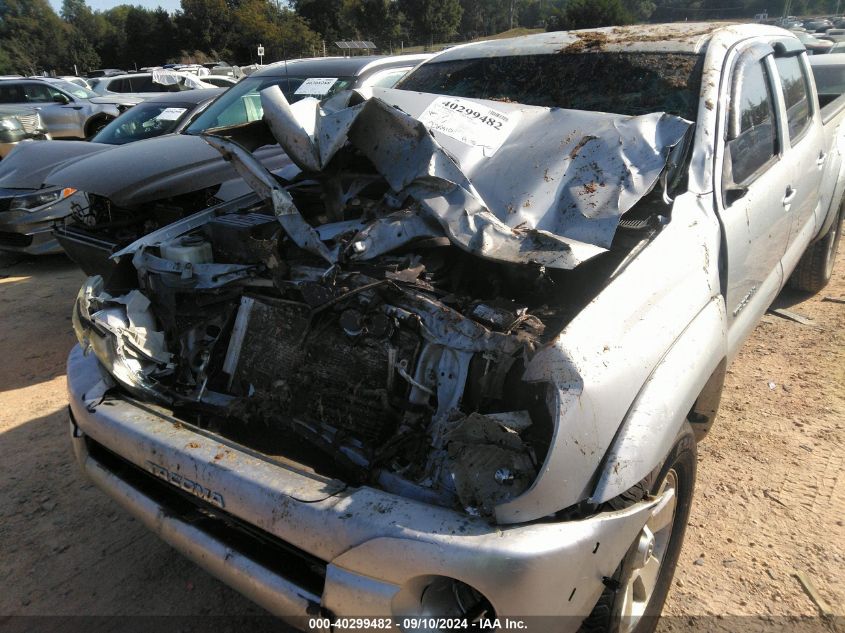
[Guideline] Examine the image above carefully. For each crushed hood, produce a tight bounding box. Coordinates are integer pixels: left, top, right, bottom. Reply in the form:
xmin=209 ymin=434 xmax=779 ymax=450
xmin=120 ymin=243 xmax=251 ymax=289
xmin=44 ymin=134 xmax=290 ymax=207
xmin=0 ymin=140 xmax=113 ymax=190
xmin=213 ymin=87 xmax=691 ymax=270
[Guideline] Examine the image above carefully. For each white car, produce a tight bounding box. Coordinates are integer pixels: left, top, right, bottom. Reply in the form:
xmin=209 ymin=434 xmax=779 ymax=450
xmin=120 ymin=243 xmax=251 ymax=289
xmin=89 ymin=71 xmax=215 ymax=97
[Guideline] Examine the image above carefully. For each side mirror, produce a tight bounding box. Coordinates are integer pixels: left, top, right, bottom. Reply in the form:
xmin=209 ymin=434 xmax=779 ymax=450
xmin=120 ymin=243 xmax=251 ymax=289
xmin=724 ymin=184 xmax=749 ymax=206
xmin=52 ymin=93 xmax=70 ymax=104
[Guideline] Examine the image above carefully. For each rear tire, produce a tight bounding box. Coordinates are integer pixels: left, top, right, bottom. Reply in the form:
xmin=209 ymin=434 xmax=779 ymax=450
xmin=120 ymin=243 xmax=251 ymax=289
xmin=789 ymin=201 xmax=843 ymax=293
xmin=579 ymin=423 xmax=697 ymax=633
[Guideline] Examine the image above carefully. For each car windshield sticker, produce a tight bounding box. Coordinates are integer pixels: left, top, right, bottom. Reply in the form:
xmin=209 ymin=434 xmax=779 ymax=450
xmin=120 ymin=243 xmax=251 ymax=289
xmin=155 ymin=107 xmax=188 ymax=122
xmin=417 ymin=96 xmax=521 ymax=155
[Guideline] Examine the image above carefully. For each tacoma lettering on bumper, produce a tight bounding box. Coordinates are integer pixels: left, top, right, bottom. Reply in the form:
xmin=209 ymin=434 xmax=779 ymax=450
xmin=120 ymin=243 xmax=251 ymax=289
xmin=68 ymin=345 xmax=668 ymax=628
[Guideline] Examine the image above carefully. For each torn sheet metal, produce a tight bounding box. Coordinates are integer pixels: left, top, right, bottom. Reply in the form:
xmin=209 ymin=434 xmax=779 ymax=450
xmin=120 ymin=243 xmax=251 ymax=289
xmin=132 ymin=249 xmax=258 ymax=289
xmin=225 ymin=86 xmax=690 ymax=270
xmin=260 ymin=87 xmax=365 ymax=172
xmin=73 ymin=276 xmax=172 ymax=400
xmin=358 ymin=89 xmax=691 ymax=253
xmin=203 ymin=135 xmax=336 ymax=265
xmin=446 ymin=412 xmax=536 ymax=516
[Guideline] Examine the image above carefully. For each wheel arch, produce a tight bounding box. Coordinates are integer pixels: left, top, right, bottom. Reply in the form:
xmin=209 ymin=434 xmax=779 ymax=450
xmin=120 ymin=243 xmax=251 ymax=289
xmin=84 ymin=114 xmax=113 ymax=138
xmin=589 ymin=297 xmax=727 ymax=506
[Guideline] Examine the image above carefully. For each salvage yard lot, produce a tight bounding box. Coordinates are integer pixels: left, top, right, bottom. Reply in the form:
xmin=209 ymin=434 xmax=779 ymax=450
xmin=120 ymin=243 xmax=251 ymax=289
xmin=0 ymin=250 xmax=842 ymax=626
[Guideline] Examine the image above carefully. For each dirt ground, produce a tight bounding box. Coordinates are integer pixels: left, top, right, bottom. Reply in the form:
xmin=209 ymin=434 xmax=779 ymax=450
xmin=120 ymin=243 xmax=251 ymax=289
xmin=0 ymin=248 xmax=842 ymax=630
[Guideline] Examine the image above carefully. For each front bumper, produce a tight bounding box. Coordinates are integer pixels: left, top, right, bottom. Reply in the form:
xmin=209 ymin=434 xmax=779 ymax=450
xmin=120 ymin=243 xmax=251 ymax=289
xmin=68 ymin=345 xmax=663 ymax=630
xmin=0 ymin=195 xmax=75 ymax=255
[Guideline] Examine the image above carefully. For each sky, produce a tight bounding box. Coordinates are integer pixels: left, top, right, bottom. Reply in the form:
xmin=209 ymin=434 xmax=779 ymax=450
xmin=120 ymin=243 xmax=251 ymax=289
xmin=48 ymin=0 xmax=182 ymax=13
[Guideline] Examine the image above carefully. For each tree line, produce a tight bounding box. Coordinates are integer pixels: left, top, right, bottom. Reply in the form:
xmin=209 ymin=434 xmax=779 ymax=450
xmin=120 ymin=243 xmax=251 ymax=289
xmin=1 ymin=0 xmax=843 ymax=76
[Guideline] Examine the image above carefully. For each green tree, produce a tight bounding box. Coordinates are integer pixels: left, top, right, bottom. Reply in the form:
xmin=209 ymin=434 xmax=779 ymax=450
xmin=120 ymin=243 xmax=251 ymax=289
xmin=623 ymin=0 xmax=656 ymax=21
xmin=0 ymin=0 xmax=69 ymax=74
xmin=64 ymin=26 xmax=100 ymax=73
xmin=400 ymin=0 xmax=463 ymax=44
xmin=340 ymin=0 xmax=406 ymax=48
xmin=518 ymin=0 xmax=568 ymax=29
xmin=231 ymin=0 xmax=321 ymax=61
xmin=0 ymin=46 xmax=13 ymax=75
xmin=460 ymin=0 xmax=509 ymax=37
xmin=547 ymin=0 xmax=632 ymax=31
xmin=124 ymin=7 xmax=159 ymax=68
xmin=98 ymin=5 xmax=132 ymax=68
xmin=292 ymin=0 xmax=347 ymax=43
xmin=61 ymin=0 xmax=105 ymax=72
xmin=176 ymin=0 xmax=232 ymax=55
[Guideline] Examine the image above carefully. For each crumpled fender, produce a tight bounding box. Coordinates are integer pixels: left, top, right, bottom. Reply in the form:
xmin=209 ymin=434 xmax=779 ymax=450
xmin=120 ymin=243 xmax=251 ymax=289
xmin=494 ymin=191 xmax=723 ymax=523
xmin=590 ymin=295 xmax=726 ymax=504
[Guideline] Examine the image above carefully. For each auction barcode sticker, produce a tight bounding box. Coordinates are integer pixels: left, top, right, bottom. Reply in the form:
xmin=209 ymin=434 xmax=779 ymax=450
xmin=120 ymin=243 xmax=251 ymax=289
xmin=294 ymin=77 xmax=338 ymax=96
xmin=155 ymin=107 xmax=188 ymax=121
xmin=417 ymin=96 xmax=520 ymax=154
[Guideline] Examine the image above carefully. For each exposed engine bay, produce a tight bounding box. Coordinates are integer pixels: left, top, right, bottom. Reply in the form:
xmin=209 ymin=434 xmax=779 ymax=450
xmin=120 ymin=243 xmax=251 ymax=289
xmin=73 ymin=86 xmax=690 ymax=519
xmin=68 ymin=186 xmax=223 ymax=245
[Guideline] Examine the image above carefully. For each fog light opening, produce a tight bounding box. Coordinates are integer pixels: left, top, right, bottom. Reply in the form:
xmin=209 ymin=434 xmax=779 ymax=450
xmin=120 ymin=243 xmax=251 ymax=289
xmin=420 ymin=577 xmax=496 ymax=628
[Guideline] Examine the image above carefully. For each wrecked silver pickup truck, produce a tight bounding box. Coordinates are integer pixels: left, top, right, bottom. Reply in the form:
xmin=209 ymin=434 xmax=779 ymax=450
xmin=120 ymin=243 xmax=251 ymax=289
xmin=67 ymin=23 xmax=845 ymax=633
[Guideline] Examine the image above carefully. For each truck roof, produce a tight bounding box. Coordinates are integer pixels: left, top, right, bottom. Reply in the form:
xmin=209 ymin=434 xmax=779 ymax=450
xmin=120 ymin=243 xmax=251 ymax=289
xmin=432 ymin=22 xmax=796 ymax=61
xmin=255 ymin=54 xmax=431 ymax=79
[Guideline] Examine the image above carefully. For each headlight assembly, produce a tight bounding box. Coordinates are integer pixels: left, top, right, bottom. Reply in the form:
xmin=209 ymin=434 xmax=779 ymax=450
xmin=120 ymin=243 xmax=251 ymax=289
xmin=73 ymin=276 xmax=173 ymax=401
xmin=10 ymin=187 xmax=77 ymax=213
xmin=0 ymin=117 xmax=23 ymax=132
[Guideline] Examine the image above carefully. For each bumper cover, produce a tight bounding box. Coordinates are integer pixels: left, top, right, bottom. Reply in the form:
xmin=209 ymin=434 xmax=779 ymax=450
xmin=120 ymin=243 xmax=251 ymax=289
xmin=0 ymin=195 xmax=74 ymax=255
xmin=68 ymin=345 xmax=663 ymax=628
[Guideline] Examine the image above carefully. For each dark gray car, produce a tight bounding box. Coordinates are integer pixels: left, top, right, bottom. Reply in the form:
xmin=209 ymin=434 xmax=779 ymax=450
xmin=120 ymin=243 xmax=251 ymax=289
xmin=0 ymin=90 xmax=223 ymax=254
xmin=0 ymin=78 xmax=138 ymax=139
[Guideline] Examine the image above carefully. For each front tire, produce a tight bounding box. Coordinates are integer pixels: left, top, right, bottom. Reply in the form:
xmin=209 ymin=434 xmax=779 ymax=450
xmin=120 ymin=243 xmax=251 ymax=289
xmin=789 ymin=201 xmax=843 ymax=293
xmin=85 ymin=116 xmax=112 ymax=139
xmin=580 ymin=423 xmax=697 ymax=633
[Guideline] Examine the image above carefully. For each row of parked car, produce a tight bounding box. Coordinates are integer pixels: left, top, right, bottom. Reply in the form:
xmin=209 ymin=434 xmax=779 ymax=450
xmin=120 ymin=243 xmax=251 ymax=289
xmin=0 ymin=54 xmax=428 ymax=258
xmin=774 ymin=15 xmax=845 ymax=53
xmin=5 ymin=23 xmax=845 ymax=631
xmin=0 ymin=66 xmax=241 ymax=156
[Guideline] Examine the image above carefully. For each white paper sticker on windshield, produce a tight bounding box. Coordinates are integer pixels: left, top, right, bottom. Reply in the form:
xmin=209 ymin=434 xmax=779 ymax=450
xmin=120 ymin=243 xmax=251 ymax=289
xmin=155 ymin=107 xmax=188 ymax=122
xmin=417 ymin=97 xmax=520 ymax=155
xmin=294 ymin=77 xmax=338 ymax=96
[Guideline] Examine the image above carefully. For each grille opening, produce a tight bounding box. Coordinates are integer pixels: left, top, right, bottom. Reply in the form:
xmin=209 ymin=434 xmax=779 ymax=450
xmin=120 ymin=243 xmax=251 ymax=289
xmin=85 ymin=437 xmax=327 ymax=597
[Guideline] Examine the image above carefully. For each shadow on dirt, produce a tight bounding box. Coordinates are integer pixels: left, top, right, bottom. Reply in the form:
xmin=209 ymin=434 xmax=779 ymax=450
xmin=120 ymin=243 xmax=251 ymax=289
xmin=0 ymin=255 xmax=83 ymax=394
xmin=0 ymin=409 xmax=288 ymax=629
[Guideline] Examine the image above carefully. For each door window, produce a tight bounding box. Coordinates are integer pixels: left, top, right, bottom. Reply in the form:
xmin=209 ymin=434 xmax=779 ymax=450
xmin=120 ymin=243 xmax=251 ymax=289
xmin=22 ymin=83 xmax=54 ymax=103
xmin=109 ymin=78 xmax=130 ymax=93
xmin=0 ymin=83 xmax=24 ymax=104
xmin=130 ymin=76 xmax=154 ymax=92
xmin=774 ymin=56 xmax=812 ymax=141
xmin=364 ymin=68 xmax=411 ymax=89
xmin=725 ymin=57 xmax=779 ymax=186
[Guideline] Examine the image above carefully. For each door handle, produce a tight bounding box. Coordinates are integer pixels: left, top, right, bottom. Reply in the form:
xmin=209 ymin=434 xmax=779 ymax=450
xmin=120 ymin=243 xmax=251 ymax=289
xmin=782 ymin=186 xmax=797 ymax=208
xmin=817 ymin=151 xmax=827 ymax=166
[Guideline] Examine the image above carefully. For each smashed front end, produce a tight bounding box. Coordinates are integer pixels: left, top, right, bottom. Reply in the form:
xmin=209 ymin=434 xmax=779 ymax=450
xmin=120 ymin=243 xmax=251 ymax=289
xmin=72 ymin=86 xmax=690 ymax=522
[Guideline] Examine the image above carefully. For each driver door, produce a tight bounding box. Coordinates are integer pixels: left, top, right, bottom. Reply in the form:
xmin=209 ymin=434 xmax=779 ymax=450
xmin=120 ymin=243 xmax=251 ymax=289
xmin=717 ymin=47 xmax=793 ymax=356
